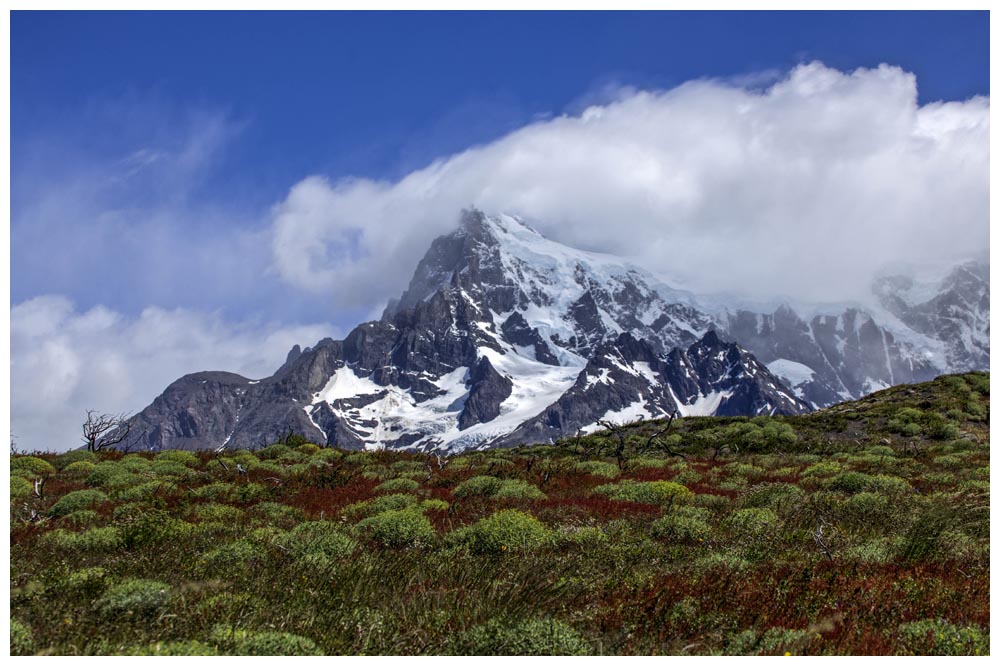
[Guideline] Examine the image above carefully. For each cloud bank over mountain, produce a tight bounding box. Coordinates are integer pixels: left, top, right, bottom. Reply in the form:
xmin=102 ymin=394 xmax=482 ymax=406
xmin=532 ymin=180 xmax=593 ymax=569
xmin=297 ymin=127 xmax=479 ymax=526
xmin=272 ymin=61 xmax=988 ymax=308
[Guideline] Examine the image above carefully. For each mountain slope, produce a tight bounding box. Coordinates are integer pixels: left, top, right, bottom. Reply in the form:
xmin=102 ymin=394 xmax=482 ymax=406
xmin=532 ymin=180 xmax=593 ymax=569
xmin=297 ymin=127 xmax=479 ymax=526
xmin=127 ymin=209 xmax=988 ymax=453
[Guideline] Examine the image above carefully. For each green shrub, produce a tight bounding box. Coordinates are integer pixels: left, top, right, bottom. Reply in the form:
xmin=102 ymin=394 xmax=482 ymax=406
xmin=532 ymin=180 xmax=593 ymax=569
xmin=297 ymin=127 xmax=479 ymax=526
xmin=840 ymin=491 xmax=894 ymax=528
xmin=113 ymin=503 xmax=194 ymax=547
xmin=575 ymin=460 xmax=620 ymax=478
xmin=451 ymin=617 xmax=589 ymax=655
xmin=896 ymin=618 xmax=988 ymax=655
xmin=741 ymin=483 xmax=804 ymax=511
xmin=10 ymin=618 xmax=34 ymax=655
xmin=279 ymin=521 xmax=357 ymax=565
xmin=964 ymin=373 xmax=989 ymax=395
xmin=11 ymin=475 xmax=32 ymax=501
xmin=87 ymin=461 xmax=141 ymax=488
xmin=11 ymin=456 xmax=55 ymax=477
xmin=592 ymin=480 xmax=692 ymax=505
xmin=41 ymin=526 xmax=125 ymax=552
xmin=556 ymin=525 xmax=609 ymax=547
xmin=693 ymin=493 xmax=731 ymax=512
xmin=296 ymin=443 xmax=321 ymax=455
xmin=210 ymin=626 xmax=322 ymax=656
xmin=150 ymin=461 xmax=195 ymax=478
xmin=201 ymin=539 xmax=262 ymax=572
xmin=801 ymin=461 xmax=842 ymax=477
xmin=867 ymin=474 xmax=912 ymax=494
xmin=121 ymin=641 xmax=220 ymax=656
xmin=63 ymin=510 xmax=100 ymax=527
xmin=373 ymin=477 xmax=421 ymax=494
xmin=723 ymin=462 xmax=766 ymax=479
xmin=420 ymin=498 xmax=450 ymax=512
xmin=63 ymin=460 xmax=98 ymax=477
xmin=633 ymin=457 xmax=671 ymax=469
xmin=650 ymin=508 xmax=712 ymax=542
xmin=965 ymin=400 xmax=986 ymax=418
xmin=356 ymin=509 xmax=436 ymax=549
xmin=923 ymin=419 xmax=960 ymax=441
xmin=493 ymin=479 xmax=546 ymax=501
xmin=449 ymin=509 xmax=551 ymax=555
xmin=673 ymin=469 xmax=704 ymax=484
xmin=64 ymin=566 xmax=109 ymax=596
xmin=932 ymin=454 xmax=967 ymax=468
xmin=723 ymin=508 xmax=779 ymax=540
xmin=313 ymin=448 xmax=343 ymax=463
xmin=252 ymin=501 xmax=305 ymax=524
xmin=841 ymin=538 xmax=894 ymax=564
xmin=115 ymin=480 xmax=172 ymax=502
xmin=154 ymin=449 xmax=200 ymax=466
xmin=54 ymin=449 xmax=98 ymax=468
xmin=94 ymin=579 xmax=171 ymax=617
xmin=828 ymin=471 xmax=872 ymax=493
xmin=453 ymin=475 xmax=504 ymax=498
xmin=343 ymin=493 xmax=417 ymax=519
xmin=193 ymin=503 xmax=244 ymax=523
xmin=257 ymin=444 xmax=291 ymax=460
xmin=49 ymin=489 xmax=109 ymax=517
xmin=278 ymin=450 xmax=308 ymax=464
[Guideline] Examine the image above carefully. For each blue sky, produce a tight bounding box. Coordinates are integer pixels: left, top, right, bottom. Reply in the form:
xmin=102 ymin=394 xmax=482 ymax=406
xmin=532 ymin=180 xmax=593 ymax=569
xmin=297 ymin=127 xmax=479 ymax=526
xmin=11 ymin=10 xmax=990 ymax=317
xmin=13 ymin=11 xmax=989 ymax=208
xmin=9 ymin=11 xmax=991 ymax=450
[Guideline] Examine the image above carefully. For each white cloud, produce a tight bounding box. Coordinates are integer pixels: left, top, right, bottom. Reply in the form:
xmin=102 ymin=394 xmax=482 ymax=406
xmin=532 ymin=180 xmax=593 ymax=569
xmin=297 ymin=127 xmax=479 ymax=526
xmin=270 ymin=62 xmax=989 ymax=307
xmin=10 ymin=296 xmax=338 ymax=452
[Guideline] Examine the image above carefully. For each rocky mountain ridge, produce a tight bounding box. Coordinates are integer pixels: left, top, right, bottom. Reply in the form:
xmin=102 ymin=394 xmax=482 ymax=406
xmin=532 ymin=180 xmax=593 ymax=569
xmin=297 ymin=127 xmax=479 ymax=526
xmin=127 ymin=210 xmax=988 ymax=452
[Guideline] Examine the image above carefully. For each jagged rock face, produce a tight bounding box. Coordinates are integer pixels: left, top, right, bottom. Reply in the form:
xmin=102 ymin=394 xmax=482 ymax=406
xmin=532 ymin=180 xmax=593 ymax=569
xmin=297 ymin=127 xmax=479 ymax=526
xmin=128 ymin=209 xmax=988 ymax=453
xmin=497 ymin=330 xmax=810 ymax=447
xmin=722 ymin=305 xmax=941 ymax=407
xmin=873 ymin=261 xmax=990 ymax=372
xmin=458 ymin=357 xmax=513 ymax=430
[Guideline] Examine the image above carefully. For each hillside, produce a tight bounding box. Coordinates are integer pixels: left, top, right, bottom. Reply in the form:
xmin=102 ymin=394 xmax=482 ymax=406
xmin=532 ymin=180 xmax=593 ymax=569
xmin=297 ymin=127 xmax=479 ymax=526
xmin=10 ymin=371 xmax=989 ymax=655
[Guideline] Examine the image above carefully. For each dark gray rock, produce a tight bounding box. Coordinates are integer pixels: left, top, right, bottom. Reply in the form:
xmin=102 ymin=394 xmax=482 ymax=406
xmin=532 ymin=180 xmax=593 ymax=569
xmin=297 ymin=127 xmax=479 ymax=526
xmin=458 ymin=357 xmax=513 ymax=430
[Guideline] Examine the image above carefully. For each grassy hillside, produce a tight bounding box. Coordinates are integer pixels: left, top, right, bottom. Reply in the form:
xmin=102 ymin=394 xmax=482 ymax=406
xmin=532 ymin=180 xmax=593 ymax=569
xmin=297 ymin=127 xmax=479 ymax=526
xmin=10 ymin=371 xmax=989 ymax=655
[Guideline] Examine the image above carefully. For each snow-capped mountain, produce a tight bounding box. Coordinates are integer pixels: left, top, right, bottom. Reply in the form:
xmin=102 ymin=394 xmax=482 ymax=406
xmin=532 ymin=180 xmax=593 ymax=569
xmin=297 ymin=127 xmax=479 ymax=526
xmin=128 ymin=209 xmax=988 ymax=452
xmin=496 ymin=330 xmax=810 ymax=447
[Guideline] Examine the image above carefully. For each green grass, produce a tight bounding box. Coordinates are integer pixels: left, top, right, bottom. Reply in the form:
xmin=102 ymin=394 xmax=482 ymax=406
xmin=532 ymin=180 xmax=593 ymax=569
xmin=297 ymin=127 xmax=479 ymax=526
xmin=9 ymin=372 xmax=989 ymax=655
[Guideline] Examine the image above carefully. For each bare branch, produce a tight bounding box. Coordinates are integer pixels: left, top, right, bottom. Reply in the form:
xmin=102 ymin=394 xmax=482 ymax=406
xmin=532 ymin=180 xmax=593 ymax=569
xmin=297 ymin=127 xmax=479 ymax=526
xmin=82 ymin=410 xmax=138 ymax=452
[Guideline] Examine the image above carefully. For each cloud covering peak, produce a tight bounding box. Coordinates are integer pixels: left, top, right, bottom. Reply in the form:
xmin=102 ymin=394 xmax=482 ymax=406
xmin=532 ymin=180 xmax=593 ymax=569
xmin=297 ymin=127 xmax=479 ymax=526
xmin=271 ymin=61 xmax=988 ymax=308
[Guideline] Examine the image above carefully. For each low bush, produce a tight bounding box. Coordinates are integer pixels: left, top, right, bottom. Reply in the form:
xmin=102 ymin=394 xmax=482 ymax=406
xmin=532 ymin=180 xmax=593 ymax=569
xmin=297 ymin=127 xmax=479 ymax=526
xmin=93 ymin=579 xmax=171 ymax=618
xmin=63 ymin=460 xmax=97 ymax=477
xmin=453 ymin=475 xmax=504 ymax=498
xmin=896 ymin=618 xmax=988 ymax=655
xmin=154 ymin=450 xmax=200 ymax=467
xmin=121 ymin=641 xmax=220 ymax=656
xmin=650 ymin=508 xmax=712 ymax=542
xmin=492 ymin=479 xmax=546 ymax=501
xmin=54 ymin=449 xmax=98 ymax=468
xmin=201 ymin=539 xmax=262 ymax=572
xmin=575 ymin=460 xmax=620 ymax=478
xmin=592 ymin=480 xmax=692 ymax=505
xmin=11 ymin=475 xmax=33 ymax=501
xmin=451 ymin=617 xmax=589 ymax=655
xmin=373 ymin=477 xmax=421 ymax=494
xmin=279 ymin=521 xmax=357 ymax=564
xmin=87 ymin=461 xmax=142 ymax=488
xmin=210 ymin=626 xmax=323 ymax=656
xmin=11 ymin=456 xmax=56 ymax=477
xmin=449 ymin=509 xmax=551 ymax=555
xmin=49 ymin=489 xmax=109 ymax=517
xmin=10 ymin=618 xmax=34 ymax=655
xmin=356 ymin=509 xmax=435 ymax=549
xmin=344 ymin=493 xmax=417 ymax=519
